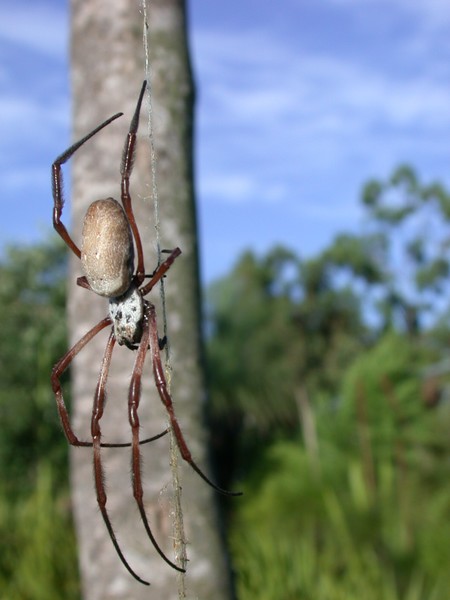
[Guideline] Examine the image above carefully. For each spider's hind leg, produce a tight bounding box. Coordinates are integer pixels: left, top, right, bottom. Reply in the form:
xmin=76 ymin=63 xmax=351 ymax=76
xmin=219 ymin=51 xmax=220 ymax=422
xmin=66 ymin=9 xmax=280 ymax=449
xmin=90 ymin=330 xmax=151 ymax=586
xmin=127 ymin=313 xmax=186 ymax=573
xmin=147 ymin=303 xmax=243 ymax=498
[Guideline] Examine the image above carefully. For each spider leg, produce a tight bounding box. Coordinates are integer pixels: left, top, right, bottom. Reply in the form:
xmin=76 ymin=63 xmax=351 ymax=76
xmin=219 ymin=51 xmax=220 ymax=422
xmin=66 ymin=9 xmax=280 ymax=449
xmin=76 ymin=276 xmax=92 ymax=291
xmin=51 ymin=317 xmax=112 ymax=447
xmin=120 ymin=80 xmax=147 ymax=286
xmin=139 ymin=247 xmax=182 ymax=297
xmin=103 ymin=428 xmax=169 ymax=448
xmin=147 ymin=304 xmax=243 ymax=497
xmin=51 ymin=317 xmax=167 ymax=449
xmin=128 ymin=314 xmax=186 ymax=573
xmin=90 ymin=330 xmax=151 ymax=586
xmin=52 ymin=112 xmax=123 ymax=258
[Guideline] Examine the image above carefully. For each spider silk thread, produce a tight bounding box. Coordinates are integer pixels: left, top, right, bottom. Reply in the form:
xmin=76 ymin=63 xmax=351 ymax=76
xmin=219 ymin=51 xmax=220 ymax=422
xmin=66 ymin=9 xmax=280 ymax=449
xmin=140 ymin=1 xmax=188 ymax=593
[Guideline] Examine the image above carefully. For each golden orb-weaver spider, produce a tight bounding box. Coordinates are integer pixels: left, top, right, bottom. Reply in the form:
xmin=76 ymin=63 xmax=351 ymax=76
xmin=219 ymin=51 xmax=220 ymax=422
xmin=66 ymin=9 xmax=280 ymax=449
xmin=50 ymin=81 xmax=241 ymax=586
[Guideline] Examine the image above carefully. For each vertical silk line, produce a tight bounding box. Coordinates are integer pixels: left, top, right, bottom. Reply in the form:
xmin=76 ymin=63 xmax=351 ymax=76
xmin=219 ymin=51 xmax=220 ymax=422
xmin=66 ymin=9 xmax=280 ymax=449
xmin=140 ymin=1 xmax=188 ymax=593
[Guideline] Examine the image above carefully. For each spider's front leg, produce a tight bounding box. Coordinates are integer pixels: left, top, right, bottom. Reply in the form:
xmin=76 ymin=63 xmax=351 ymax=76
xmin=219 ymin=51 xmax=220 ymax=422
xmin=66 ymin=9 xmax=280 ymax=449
xmin=140 ymin=246 xmax=182 ymax=296
xmin=52 ymin=112 xmax=123 ymax=258
xmin=120 ymin=80 xmax=147 ymax=285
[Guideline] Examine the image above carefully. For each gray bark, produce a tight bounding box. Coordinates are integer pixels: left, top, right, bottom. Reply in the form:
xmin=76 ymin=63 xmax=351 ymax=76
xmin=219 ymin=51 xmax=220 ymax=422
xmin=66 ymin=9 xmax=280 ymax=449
xmin=68 ymin=1 xmax=233 ymax=598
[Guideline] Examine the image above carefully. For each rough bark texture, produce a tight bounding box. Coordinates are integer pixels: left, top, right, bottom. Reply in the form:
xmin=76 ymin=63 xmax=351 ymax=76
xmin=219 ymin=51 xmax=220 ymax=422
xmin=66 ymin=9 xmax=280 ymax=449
xmin=69 ymin=1 xmax=233 ymax=598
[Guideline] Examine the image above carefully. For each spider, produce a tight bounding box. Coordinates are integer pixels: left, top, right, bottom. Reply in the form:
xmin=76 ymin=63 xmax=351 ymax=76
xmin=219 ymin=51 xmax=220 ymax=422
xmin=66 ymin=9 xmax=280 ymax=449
xmin=50 ymin=80 xmax=241 ymax=586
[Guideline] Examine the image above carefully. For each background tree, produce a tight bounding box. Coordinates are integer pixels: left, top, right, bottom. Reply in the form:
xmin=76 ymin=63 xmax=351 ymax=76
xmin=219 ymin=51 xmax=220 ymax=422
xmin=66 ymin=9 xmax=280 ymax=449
xmin=69 ymin=1 xmax=232 ymax=598
xmin=362 ymin=164 xmax=450 ymax=332
xmin=206 ymin=236 xmax=383 ymax=469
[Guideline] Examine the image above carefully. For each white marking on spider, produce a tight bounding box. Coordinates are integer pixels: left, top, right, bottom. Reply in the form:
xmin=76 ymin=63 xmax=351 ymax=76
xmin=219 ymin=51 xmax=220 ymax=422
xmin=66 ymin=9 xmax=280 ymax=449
xmin=109 ymin=283 xmax=144 ymax=348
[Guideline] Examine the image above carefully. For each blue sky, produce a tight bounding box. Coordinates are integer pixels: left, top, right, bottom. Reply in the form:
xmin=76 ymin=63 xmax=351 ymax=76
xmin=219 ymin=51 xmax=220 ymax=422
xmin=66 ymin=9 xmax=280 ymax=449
xmin=1 ymin=0 xmax=450 ymax=283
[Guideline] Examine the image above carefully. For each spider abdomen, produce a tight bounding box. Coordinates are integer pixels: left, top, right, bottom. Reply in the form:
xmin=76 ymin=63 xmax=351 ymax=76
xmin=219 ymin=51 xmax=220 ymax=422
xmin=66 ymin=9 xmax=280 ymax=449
xmin=81 ymin=198 xmax=134 ymax=297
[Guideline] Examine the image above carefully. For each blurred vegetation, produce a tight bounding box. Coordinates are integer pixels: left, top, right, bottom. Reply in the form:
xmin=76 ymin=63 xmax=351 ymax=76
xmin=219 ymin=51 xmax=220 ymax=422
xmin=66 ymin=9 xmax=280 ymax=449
xmin=0 ymin=238 xmax=80 ymax=598
xmin=206 ymin=165 xmax=450 ymax=599
xmin=1 ymin=165 xmax=450 ymax=598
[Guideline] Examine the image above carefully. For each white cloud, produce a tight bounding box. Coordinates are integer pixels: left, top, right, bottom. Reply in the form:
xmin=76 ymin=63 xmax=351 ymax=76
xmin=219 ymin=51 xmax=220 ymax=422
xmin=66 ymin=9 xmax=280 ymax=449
xmin=193 ymin=21 xmax=450 ymax=184
xmin=196 ymin=29 xmax=450 ymax=133
xmin=297 ymin=198 xmax=362 ymax=223
xmin=200 ymin=173 xmax=256 ymax=203
xmin=200 ymin=172 xmax=287 ymax=205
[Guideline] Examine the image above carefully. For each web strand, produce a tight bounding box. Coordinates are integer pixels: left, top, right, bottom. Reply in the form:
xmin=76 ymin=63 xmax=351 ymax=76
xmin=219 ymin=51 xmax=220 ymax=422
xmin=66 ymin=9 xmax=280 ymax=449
xmin=140 ymin=0 xmax=188 ymax=593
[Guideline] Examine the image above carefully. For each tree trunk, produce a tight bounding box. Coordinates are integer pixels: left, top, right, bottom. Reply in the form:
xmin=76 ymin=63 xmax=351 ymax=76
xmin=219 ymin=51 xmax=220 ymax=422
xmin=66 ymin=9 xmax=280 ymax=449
xmin=69 ymin=1 xmax=233 ymax=598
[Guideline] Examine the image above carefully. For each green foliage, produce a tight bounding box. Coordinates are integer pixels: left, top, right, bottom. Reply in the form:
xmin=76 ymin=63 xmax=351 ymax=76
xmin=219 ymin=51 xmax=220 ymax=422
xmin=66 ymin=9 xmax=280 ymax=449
xmin=0 ymin=237 xmax=68 ymax=495
xmin=0 ymin=237 xmax=80 ymax=597
xmin=340 ymin=332 xmax=427 ymax=429
xmin=415 ymin=257 xmax=450 ymax=292
xmin=363 ymin=164 xmax=420 ymax=224
xmin=230 ymin=355 xmax=450 ymax=599
xmin=218 ymin=314 xmax=450 ymax=597
xmin=0 ymin=464 xmax=80 ymax=600
xmin=322 ymin=233 xmax=387 ymax=284
xmin=206 ymin=246 xmax=368 ymax=441
xmin=361 ymin=165 xmax=450 ymax=328
xmin=206 ymin=248 xmax=302 ymax=433
xmin=3 ymin=164 xmax=450 ymax=599
xmin=205 ymin=167 xmax=450 ymax=599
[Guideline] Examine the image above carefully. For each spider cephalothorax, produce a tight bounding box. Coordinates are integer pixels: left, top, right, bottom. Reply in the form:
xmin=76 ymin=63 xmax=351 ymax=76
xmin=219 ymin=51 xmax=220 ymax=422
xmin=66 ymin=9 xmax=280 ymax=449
xmin=50 ymin=81 xmax=241 ymax=586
